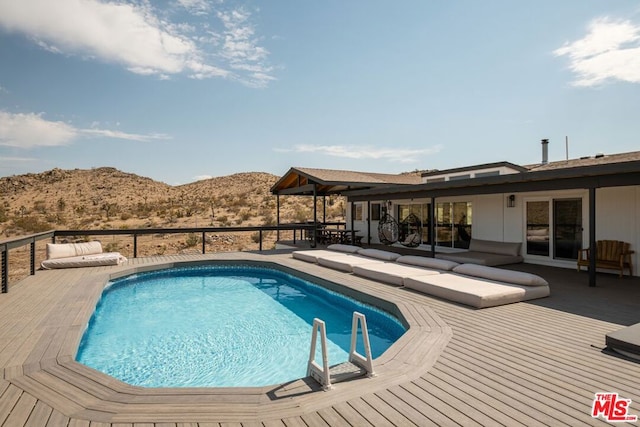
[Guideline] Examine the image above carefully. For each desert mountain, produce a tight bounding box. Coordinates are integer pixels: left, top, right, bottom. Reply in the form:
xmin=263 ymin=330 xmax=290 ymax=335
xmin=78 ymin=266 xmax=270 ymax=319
xmin=1 ymin=167 xmax=345 ymax=241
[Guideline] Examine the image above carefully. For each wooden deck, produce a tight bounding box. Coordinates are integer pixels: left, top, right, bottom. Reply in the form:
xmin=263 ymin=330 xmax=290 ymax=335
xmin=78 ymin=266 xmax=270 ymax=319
xmin=1 ymin=250 xmax=640 ymax=426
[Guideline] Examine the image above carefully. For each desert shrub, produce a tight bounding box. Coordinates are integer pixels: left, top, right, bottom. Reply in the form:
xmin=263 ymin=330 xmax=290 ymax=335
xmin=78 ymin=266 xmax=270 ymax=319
xmin=251 ymin=231 xmax=261 ymax=243
xmin=185 ymin=233 xmax=199 ymax=247
xmin=293 ymin=207 xmax=311 ymax=223
xmin=104 ymin=242 xmax=119 ymax=252
xmin=262 ymin=213 xmax=276 ymax=226
xmin=240 ymin=210 xmax=252 ymax=221
xmin=13 ymin=215 xmax=51 ymax=233
xmin=33 ymin=200 xmax=47 ymax=214
xmin=46 ymin=213 xmax=66 ymax=226
xmin=120 ymin=212 xmax=132 ymax=221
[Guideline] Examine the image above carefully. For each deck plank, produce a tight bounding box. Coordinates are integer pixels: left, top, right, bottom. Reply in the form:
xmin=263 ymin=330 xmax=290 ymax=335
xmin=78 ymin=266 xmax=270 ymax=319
xmin=24 ymin=400 xmax=54 ymax=427
xmin=0 ymin=383 xmax=23 ymax=425
xmin=45 ymin=409 xmax=70 ymax=427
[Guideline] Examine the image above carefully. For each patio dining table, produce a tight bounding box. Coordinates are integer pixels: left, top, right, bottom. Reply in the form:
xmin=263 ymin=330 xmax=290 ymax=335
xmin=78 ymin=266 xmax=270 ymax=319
xmin=320 ymin=228 xmax=360 ymax=245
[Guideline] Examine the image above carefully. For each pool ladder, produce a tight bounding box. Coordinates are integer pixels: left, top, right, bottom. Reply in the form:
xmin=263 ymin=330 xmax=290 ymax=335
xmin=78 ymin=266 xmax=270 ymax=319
xmin=307 ymin=311 xmax=375 ymax=390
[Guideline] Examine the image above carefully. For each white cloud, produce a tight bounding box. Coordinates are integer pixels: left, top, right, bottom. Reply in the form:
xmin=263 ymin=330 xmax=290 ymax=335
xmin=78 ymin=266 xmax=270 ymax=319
xmin=192 ymin=174 xmax=213 ymax=181
xmin=276 ymin=144 xmax=443 ymax=163
xmin=0 ymin=111 xmax=170 ymax=148
xmin=0 ymin=0 xmax=274 ymax=85
xmin=217 ymin=8 xmax=274 ymax=87
xmin=81 ymin=128 xmax=171 ymax=142
xmin=554 ymin=17 xmax=640 ymax=86
xmin=0 ymin=156 xmax=37 ymax=163
xmin=0 ymin=112 xmax=77 ymax=148
xmin=177 ymin=0 xmax=212 ymax=16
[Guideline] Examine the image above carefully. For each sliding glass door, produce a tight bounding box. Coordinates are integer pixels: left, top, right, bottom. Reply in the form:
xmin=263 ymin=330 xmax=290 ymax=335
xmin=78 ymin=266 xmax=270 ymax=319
xmin=553 ymin=198 xmax=582 ymax=260
xmin=525 ymin=198 xmax=582 ymax=260
xmin=397 ymin=203 xmax=430 ymax=244
xmin=436 ymin=202 xmax=472 ymax=248
xmin=526 ymin=200 xmax=550 ymax=256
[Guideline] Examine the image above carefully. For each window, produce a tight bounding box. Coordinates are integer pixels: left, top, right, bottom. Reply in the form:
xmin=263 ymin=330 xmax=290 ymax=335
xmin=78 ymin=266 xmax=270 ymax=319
xmin=370 ymin=203 xmax=381 ymax=221
xmin=397 ymin=203 xmax=431 ymax=244
xmin=449 ymin=174 xmax=471 ymax=181
xmin=354 ymin=203 xmax=363 ymax=221
xmin=475 ymin=171 xmax=500 ymax=178
xmin=436 ymin=202 xmax=472 ymax=248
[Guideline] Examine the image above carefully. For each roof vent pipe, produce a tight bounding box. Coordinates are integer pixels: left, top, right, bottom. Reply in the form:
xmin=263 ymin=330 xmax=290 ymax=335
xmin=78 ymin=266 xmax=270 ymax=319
xmin=541 ymin=139 xmax=549 ymax=164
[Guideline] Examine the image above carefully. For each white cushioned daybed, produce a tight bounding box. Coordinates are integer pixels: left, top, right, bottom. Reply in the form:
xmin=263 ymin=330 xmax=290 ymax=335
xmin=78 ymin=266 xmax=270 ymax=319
xmin=317 ymin=247 xmax=402 ymax=273
xmin=352 ymin=256 xmax=456 ymax=286
xmin=292 ymin=245 xmax=549 ymax=308
xmin=292 ymin=244 xmax=360 ymax=263
xmin=293 ymin=244 xmax=400 ymax=273
xmin=403 ymin=263 xmax=549 ymax=308
xmin=435 ymin=238 xmax=524 ymax=266
xmin=41 ymin=241 xmax=127 ymax=269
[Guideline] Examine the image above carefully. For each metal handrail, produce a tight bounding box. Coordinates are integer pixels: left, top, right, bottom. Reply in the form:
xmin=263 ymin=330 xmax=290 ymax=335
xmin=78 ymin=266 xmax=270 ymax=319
xmin=1 ymin=224 xmax=316 ymax=293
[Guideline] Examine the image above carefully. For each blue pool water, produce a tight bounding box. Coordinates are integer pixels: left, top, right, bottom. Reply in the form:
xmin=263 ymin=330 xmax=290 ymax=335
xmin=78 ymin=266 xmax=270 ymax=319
xmin=76 ymin=264 xmax=406 ymax=388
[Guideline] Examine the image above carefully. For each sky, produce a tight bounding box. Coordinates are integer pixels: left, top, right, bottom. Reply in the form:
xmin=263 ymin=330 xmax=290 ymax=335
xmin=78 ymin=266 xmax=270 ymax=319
xmin=1 ymin=1 xmax=639 ymax=185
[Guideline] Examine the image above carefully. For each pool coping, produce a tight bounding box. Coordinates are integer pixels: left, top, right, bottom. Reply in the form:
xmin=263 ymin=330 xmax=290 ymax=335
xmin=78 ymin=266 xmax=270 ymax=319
xmin=6 ymin=253 xmax=452 ymax=424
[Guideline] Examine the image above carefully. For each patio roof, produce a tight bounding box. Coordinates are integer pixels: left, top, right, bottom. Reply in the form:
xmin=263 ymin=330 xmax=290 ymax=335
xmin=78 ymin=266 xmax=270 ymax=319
xmin=344 ymin=151 xmax=640 ymax=201
xmin=270 ymin=167 xmax=421 ymax=196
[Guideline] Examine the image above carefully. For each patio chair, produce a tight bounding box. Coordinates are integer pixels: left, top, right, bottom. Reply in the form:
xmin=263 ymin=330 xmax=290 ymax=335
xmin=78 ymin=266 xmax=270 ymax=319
xmin=378 ymin=213 xmax=399 ymax=245
xmin=399 ymin=213 xmax=422 ymax=248
xmin=577 ymin=240 xmax=634 ymax=277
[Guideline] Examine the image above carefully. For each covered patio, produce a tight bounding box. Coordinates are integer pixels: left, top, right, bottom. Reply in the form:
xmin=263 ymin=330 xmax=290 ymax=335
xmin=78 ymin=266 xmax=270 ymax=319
xmin=343 ymin=156 xmax=640 ymax=287
xmin=270 ymin=167 xmax=421 ymax=246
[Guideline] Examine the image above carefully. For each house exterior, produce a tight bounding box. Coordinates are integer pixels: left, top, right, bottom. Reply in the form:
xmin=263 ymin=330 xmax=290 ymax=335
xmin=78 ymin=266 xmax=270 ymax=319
xmin=272 ymin=147 xmax=640 ymax=281
xmin=344 ymin=149 xmax=640 ymax=278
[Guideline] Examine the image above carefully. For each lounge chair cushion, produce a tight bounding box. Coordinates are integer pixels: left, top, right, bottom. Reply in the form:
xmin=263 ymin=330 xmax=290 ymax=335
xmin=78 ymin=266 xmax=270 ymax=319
xmin=453 ymin=264 xmax=548 ymax=286
xmin=317 ymin=254 xmax=386 ymax=273
xmin=46 ymin=241 xmax=103 ymax=260
xmin=606 ymin=323 xmax=640 ymax=361
xmin=356 ymin=248 xmax=402 ymax=261
xmin=436 ymin=251 xmax=524 ymax=266
xmin=326 ymin=244 xmax=361 ymax=254
xmin=41 ymin=252 xmax=127 ymax=269
xmin=352 ymin=262 xmax=440 ymax=286
xmin=292 ymin=249 xmax=345 ymax=263
xmin=469 ymin=238 xmax=522 ymax=256
xmin=396 ymin=255 xmax=459 ymax=271
xmin=404 ymin=273 xmax=550 ymax=308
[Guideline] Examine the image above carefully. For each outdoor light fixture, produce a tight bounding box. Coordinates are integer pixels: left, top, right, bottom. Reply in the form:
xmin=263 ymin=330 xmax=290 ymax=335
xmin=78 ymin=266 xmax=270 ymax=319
xmin=507 ymin=194 xmax=516 ymax=208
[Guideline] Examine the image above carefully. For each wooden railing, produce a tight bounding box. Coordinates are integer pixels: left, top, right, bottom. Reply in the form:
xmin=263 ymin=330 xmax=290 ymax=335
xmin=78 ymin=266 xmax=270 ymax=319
xmin=1 ymin=224 xmax=316 ymax=293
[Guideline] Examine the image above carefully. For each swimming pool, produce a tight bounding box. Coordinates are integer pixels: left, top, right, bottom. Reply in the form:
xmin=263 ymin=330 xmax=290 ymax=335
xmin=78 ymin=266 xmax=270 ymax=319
xmin=76 ymin=263 xmax=407 ymax=388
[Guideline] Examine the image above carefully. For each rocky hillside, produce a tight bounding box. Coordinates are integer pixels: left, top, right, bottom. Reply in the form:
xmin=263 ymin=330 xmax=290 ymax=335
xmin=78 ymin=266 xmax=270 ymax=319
xmin=0 ymin=167 xmax=345 ymax=248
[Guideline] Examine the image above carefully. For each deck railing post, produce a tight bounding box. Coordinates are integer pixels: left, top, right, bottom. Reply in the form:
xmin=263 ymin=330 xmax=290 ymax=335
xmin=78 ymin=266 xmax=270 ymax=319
xmin=30 ymin=240 xmax=36 ymax=276
xmin=133 ymin=233 xmax=138 ymax=258
xmin=259 ymin=230 xmax=263 ymax=251
xmin=202 ymin=232 xmax=206 ymax=254
xmin=1 ymin=248 xmax=7 ymax=293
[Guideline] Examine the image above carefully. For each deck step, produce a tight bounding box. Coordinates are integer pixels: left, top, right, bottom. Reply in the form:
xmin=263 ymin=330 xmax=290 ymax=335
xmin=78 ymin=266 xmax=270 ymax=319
xmin=329 ymin=361 xmax=366 ymax=384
